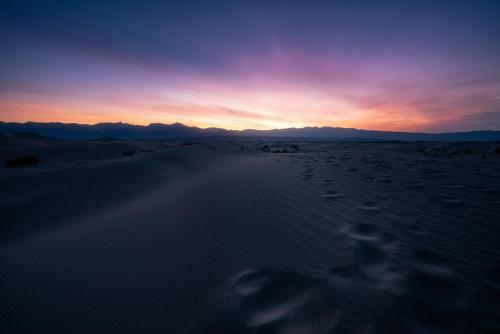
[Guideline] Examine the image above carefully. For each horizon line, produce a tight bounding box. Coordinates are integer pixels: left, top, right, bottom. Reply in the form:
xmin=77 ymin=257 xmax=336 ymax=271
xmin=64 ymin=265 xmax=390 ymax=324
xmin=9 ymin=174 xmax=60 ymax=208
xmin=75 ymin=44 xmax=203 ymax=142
xmin=1 ymin=120 xmax=500 ymax=135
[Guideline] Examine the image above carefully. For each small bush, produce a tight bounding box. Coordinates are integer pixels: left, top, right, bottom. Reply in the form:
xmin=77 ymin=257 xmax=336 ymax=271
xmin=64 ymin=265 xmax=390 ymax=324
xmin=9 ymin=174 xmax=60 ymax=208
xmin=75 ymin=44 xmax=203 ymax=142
xmin=5 ymin=155 xmax=41 ymax=167
xmin=260 ymin=144 xmax=271 ymax=152
xmin=494 ymin=147 xmax=500 ymax=154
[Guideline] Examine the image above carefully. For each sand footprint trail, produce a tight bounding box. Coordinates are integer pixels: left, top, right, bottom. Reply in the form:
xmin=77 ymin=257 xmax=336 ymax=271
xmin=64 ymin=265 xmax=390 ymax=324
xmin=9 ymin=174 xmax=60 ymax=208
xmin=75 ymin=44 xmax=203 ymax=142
xmin=187 ymin=143 xmax=500 ymax=333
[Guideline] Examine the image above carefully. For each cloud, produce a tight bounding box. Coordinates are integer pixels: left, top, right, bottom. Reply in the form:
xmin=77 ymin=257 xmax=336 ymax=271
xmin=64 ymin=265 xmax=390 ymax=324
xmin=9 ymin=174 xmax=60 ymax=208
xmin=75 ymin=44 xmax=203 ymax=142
xmin=422 ymin=111 xmax=500 ymax=132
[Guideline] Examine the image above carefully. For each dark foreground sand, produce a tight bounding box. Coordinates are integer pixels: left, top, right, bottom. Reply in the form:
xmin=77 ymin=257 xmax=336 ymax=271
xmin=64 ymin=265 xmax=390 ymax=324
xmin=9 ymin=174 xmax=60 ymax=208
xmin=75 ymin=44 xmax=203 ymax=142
xmin=1 ymin=137 xmax=500 ymax=333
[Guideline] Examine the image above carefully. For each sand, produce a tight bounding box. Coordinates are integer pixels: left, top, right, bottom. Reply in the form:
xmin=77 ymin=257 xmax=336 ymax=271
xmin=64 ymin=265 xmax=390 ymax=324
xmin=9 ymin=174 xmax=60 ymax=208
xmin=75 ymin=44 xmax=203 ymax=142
xmin=1 ymin=137 xmax=499 ymax=333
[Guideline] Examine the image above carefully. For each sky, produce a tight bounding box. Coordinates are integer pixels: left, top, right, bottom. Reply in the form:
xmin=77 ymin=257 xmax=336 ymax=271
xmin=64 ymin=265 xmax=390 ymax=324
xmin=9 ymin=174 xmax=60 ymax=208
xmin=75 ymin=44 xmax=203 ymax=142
xmin=1 ymin=0 xmax=500 ymax=132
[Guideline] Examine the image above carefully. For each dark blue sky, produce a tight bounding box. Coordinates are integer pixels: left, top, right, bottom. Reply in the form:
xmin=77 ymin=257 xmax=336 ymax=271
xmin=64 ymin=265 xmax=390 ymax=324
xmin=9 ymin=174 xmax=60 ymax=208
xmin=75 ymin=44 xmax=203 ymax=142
xmin=1 ymin=0 xmax=500 ymax=131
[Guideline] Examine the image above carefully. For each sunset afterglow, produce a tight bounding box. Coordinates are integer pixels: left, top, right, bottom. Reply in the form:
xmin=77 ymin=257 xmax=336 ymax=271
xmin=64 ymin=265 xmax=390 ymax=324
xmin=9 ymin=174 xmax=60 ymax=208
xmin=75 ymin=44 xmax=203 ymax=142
xmin=1 ymin=1 xmax=500 ymax=131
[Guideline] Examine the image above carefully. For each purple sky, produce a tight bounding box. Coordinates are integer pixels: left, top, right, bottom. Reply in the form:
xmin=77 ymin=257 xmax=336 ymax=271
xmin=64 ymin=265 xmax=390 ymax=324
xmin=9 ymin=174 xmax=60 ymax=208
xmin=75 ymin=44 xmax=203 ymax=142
xmin=1 ymin=0 xmax=500 ymax=131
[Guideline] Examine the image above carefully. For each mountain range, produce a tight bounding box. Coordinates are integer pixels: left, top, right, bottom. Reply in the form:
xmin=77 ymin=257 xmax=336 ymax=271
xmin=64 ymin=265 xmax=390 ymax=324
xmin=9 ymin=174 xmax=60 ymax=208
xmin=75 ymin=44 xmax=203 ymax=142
xmin=1 ymin=121 xmax=500 ymax=141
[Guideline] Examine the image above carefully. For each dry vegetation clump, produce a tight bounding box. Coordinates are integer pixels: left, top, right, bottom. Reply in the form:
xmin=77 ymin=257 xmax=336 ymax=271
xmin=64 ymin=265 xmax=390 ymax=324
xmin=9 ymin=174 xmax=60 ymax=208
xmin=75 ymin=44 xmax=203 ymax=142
xmin=5 ymin=155 xmax=41 ymax=167
xmin=260 ymin=143 xmax=299 ymax=153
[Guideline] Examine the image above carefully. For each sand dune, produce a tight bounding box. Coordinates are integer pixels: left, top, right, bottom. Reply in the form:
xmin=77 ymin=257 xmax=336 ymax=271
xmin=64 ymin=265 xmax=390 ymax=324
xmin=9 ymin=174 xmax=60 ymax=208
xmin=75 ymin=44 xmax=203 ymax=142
xmin=1 ymin=139 xmax=499 ymax=333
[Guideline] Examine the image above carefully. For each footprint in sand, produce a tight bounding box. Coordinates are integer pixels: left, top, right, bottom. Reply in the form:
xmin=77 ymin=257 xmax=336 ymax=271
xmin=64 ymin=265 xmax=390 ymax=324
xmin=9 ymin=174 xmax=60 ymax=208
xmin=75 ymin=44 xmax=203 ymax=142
xmin=443 ymin=182 xmax=464 ymax=189
xmin=344 ymin=223 xmax=379 ymax=240
xmin=358 ymin=201 xmax=381 ymax=213
xmin=321 ymin=190 xmax=343 ymax=201
xmin=437 ymin=195 xmax=466 ymax=208
xmin=392 ymin=250 xmax=460 ymax=316
xmin=334 ymin=223 xmax=398 ymax=282
xmin=341 ymin=222 xmax=397 ymax=248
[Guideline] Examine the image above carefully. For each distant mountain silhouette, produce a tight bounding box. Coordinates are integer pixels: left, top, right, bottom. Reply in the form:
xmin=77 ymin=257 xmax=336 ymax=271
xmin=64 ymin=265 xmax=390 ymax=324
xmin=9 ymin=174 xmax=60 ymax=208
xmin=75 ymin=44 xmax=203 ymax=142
xmin=1 ymin=121 xmax=500 ymax=141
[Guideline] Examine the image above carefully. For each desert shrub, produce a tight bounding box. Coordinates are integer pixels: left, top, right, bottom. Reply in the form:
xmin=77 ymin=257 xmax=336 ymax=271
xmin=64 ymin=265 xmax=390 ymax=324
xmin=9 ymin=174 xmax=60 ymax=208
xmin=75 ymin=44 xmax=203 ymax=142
xmin=260 ymin=144 xmax=271 ymax=152
xmin=5 ymin=155 xmax=41 ymax=167
xmin=289 ymin=144 xmax=299 ymax=151
xmin=494 ymin=147 xmax=500 ymax=154
xmin=122 ymin=150 xmax=135 ymax=157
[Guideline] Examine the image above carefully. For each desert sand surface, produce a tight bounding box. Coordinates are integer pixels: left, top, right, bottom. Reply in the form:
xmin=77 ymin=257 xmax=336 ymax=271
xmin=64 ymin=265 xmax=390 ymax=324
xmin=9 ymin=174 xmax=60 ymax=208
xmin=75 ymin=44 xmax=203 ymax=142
xmin=1 ymin=137 xmax=500 ymax=333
